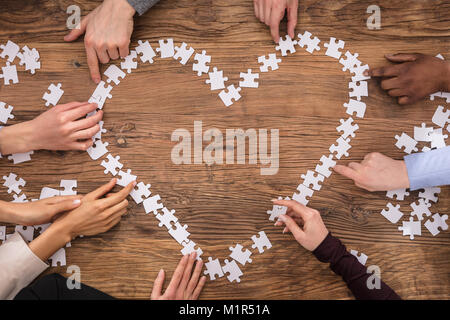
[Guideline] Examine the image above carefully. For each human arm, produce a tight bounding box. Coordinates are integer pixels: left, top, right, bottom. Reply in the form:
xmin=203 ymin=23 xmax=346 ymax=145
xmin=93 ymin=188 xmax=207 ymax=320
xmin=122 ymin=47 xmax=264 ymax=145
xmin=367 ymin=53 xmax=450 ymax=105
xmin=64 ymin=0 xmax=136 ymax=83
xmin=0 ymin=179 xmax=134 ymax=300
xmin=273 ymin=199 xmax=401 ymax=300
xmin=253 ymin=0 xmax=299 ymax=43
xmin=403 ymin=146 xmax=450 ymax=190
xmin=151 ymin=252 xmax=206 ymax=300
xmin=0 ymin=102 xmax=102 ymax=155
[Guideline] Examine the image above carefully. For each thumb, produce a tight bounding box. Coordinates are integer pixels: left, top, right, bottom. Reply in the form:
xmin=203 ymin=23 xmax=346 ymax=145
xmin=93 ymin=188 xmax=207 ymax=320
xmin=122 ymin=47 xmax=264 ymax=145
xmin=64 ymin=17 xmax=87 ymax=42
xmin=385 ymin=53 xmax=419 ymax=63
xmin=279 ymin=214 xmax=305 ymax=243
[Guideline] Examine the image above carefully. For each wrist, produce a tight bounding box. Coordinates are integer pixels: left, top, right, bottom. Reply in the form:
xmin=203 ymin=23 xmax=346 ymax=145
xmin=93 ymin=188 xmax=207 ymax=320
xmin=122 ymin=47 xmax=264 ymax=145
xmin=46 ymin=220 xmax=73 ymax=245
xmin=106 ymin=0 xmax=136 ymax=18
xmin=0 ymin=121 xmax=36 ymax=155
xmin=398 ymin=160 xmax=410 ymax=189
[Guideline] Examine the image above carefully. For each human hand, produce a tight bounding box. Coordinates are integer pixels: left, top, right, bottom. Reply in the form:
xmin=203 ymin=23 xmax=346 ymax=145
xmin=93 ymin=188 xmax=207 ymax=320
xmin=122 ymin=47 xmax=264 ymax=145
xmin=0 ymin=102 xmax=102 ymax=154
xmin=64 ymin=0 xmax=135 ymax=83
xmin=333 ymin=152 xmax=409 ymax=192
xmin=253 ymin=0 xmax=299 ymax=43
xmin=151 ymin=252 xmax=206 ymax=300
xmin=52 ymin=178 xmax=135 ymax=239
xmin=368 ymin=53 xmax=450 ymax=105
xmin=273 ymin=199 xmax=328 ymax=251
xmin=0 ymin=196 xmax=81 ymax=226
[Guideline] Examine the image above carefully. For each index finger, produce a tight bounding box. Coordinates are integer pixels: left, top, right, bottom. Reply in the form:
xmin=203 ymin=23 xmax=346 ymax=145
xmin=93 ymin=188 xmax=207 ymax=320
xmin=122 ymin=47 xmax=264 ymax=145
xmin=84 ymin=178 xmax=116 ymax=201
xmin=368 ymin=64 xmax=404 ymax=78
xmin=86 ymin=45 xmax=101 ymax=83
xmin=269 ymin=8 xmax=283 ymax=43
xmin=100 ymin=181 xmax=135 ymax=207
xmin=272 ymin=199 xmax=310 ymax=219
xmin=166 ymin=255 xmax=190 ymax=293
xmin=333 ymin=164 xmax=360 ymax=182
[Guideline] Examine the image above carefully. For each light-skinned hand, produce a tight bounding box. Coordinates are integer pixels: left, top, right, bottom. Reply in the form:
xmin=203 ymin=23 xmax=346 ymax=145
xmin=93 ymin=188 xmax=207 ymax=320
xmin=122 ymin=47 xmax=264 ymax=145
xmin=333 ymin=152 xmax=410 ymax=192
xmin=0 ymin=196 xmax=82 ymax=226
xmin=367 ymin=53 xmax=450 ymax=105
xmin=64 ymin=0 xmax=135 ymax=83
xmin=273 ymin=199 xmax=328 ymax=251
xmin=254 ymin=0 xmax=299 ymax=43
xmin=52 ymin=178 xmax=135 ymax=239
xmin=151 ymin=252 xmax=206 ymax=300
xmin=0 ymin=101 xmax=102 ymax=155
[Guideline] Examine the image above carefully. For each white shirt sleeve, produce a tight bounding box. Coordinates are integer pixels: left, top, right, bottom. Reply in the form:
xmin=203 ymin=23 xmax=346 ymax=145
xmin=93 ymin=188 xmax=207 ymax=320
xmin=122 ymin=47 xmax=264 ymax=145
xmin=0 ymin=232 xmax=48 ymax=300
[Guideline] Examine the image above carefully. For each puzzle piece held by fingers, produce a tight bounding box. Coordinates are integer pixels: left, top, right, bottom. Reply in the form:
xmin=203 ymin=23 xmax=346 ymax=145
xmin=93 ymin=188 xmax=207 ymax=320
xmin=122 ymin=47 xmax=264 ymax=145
xmin=275 ymin=35 xmax=297 ymax=56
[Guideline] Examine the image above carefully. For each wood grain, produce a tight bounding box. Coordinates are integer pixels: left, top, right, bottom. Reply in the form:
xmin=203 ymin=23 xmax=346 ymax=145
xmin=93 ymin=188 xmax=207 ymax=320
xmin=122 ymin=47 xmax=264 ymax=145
xmin=0 ymin=0 xmax=449 ymax=299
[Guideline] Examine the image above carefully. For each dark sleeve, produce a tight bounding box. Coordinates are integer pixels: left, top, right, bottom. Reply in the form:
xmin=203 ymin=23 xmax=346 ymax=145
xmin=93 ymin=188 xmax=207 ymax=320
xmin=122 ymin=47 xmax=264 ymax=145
xmin=313 ymin=233 xmax=401 ymax=300
xmin=126 ymin=0 xmax=160 ymax=15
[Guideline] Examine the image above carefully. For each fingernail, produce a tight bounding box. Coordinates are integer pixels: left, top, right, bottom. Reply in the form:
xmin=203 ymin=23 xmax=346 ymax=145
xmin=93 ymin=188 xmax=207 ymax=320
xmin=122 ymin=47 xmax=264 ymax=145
xmin=132 ymin=181 xmax=137 ymax=187
xmin=191 ymin=251 xmax=197 ymax=258
xmin=158 ymin=269 xmax=164 ymax=276
xmin=271 ymin=199 xmax=278 ymax=202
xmin=73 ymin=199 xmax=81 ymax=205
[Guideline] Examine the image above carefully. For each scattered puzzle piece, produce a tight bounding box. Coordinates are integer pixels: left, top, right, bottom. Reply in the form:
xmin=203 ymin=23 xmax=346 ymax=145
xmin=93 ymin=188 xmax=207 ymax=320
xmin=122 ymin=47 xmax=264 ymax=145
xmin=275 ymin=35 xmax=297 ymax=56
xmin=168 ymin=222 xmax=190 ymax=244
xmin=0 ymin=40 xmax=20 ymax=62
xmin=315 ymin=154 xmax=336 ymax=178
xmin=17 ymin=46 xmax=40 ymax=74
xmin=135 ymin=40 xmax=156 ymax=63
xmin=0 ymin=101 xmax=14 ymax=124
xmin=343 ymin=99 xmax=366 ymax=118
xmin=104 ymin=64 xmax=126 ymax=85
xmin=101 ymin=154 xmax=123 ymax=176
xmin=173 ymin=42 xmax=194 ymax=65
xmin=193 ymin=50 xmax=211 ymax=76
xmin=130 ymin=181 xmax=151 ymax=204
xmin=143 ymin=194 xmax=163 ymax=215
xmin=410 ymin=199 xmax=432 ymax=221
xmin=292 ymin=183 xmax=314 ymax=205
xmin=120 ymin=50 xmax=138 ymax=73
xmin=386 ymin=188 xmax=410 ymax=201
xmin=0 ymin=62 xmax=19 ymax=85
xmin=206 ymin=67 xmax=228 ymax=90
xmin=301 ymin=170 xmax=324 ymax=191
xmin=219 ymin=84 xmax=241 ymax=107
xmin=42 ymin=83 xmax=63 ymax=107
xmin=395 ymin=132 xmax=418 ymax=154
xmin=204 ymin=257 xmax=224 ymax=280
xmin=239 ymin=69 xmax=259 ymax=88
xmin=258 ymin=53 xmax=282 ymax=72
xmin=2 ymin=173 xmax=26 ymax=194
xmin=222 ymin=259 xmax=243 ymax=283
xmin=156 ymin=207 xmax=178 ymax=229
xmin=324 ymin=37 xmax=345 ymax=59
xmin=398 ymin=217 xmax=421 ymax=240
xmin=337 ymin=117 xmax=359 ymax=139
xmin=380 ymin=203 xmax=403 ymax=224
xmin=424 ymin=213 xmax=448 ymax=236
xmin=87 ymin=140 xmax=109 ymax=160
xmin=297 ymin=31 xmax=320 ymax=53
xmin=156 ymin=39 xmax=175 ymax=58
xmin=229 ymin=243 xmax=252 ymax=266
xmin=251 ymin=231 xmax=272 ymax=254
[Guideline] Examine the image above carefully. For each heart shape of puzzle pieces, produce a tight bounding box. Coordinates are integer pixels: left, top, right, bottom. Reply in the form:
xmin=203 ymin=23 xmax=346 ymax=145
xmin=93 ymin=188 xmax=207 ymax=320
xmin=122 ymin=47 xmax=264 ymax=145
xmin=80 ymin=32 xmax=370 ymax=284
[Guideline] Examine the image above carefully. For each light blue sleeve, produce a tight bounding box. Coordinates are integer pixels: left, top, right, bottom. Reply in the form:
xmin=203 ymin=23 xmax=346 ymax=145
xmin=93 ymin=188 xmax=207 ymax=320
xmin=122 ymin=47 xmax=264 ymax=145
xmin=404 ymin=146 xmax=450 ymax=190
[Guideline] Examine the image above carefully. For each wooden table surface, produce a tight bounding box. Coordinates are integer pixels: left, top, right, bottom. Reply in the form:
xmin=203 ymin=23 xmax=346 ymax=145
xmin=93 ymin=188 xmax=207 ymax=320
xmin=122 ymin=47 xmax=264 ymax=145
xmin=0 ymin=0 xmax=449 ymax=299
